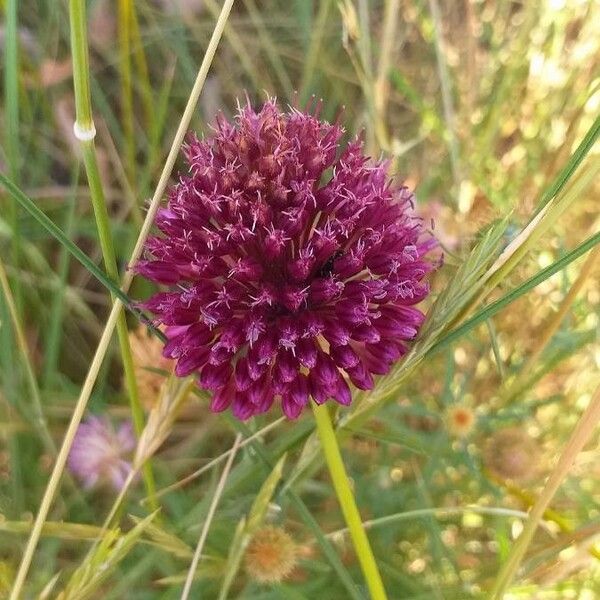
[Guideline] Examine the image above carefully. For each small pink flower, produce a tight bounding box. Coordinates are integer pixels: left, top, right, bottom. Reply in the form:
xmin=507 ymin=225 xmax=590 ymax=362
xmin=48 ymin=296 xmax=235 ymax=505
xmin=68 ymin=416 xmax=135 ymax=490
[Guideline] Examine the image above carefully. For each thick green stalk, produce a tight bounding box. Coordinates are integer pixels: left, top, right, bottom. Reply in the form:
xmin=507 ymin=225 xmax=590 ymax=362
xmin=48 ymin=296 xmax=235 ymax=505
xmin=312 ymin=402 xmax=388 ymax=600
xmin=69 ymin=0 xmax=157 ymax=509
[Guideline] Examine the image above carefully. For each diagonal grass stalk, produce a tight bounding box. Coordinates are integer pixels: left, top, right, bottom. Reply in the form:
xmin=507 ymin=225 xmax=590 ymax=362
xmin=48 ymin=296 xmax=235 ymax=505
xmin=69 ymin=0 xmax=158 ymax=511
xmin=500 ymin=243 xmax=600 ymax=402
xmin=428 ymin=0 xmax=461 ymax=193
xmin=299 ymin=0 xmax=333 ymax=103
xmin=490 ymin=382 xmax=600 ymax=598
xmin=181 ymin=433 xmax=242 ymax=600
xmin=8 ymin=2 xmax=235 ymax=597
xmin=0 ymin=173 xmax=150 ymax=325
xmin=128 ymin=2 xmax=154 ymax=132
xmin=312 ymin=401 xmax=388 ymax=600
xmin=431 ymin=228 xmax=600 ymax=354
xmin=146 ymin=417 xmax=286 ymax=502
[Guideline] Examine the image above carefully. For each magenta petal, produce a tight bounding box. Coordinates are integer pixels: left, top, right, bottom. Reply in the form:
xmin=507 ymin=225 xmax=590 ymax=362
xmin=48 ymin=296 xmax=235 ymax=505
xmin=290 ymin=374 xmax=309 ymax=407
xmin=331 ymin=344 xmax=360 ymax=369
xmin=234 ymin=358 xmax=253 ymax=391
xmin=210 ymin=385 xmax=234 ymax=412
xmin=346 ymin=362 xmax=374 ymax=390
xmin=273 ymin=351 xmax=298 ymax=384
xmin=175 ymin=350 xmax=209 ymax=377
xmin=232 ymin=394 xmax=255 ymax=420
xmin=200 ymin=362 xmax=232 ymax=390
xmin=333 ymin=377 xmax=352 ymax=406
xmin=282 ymin=394 xmax=303 ymax=419
xmin=297 ymin=338 xmax=318 ymax=369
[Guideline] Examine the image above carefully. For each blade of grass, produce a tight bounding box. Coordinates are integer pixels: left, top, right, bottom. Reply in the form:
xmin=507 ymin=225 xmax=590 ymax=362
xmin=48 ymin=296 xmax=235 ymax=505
xmin=182 ymin=434 xmax=242 ymax=600
xmin=118 ymin=0 xmax=136 ymax=184
xmin=243 ymin=0 xmax=294 ymax=97
xmin=8 ymin=1 xmax=235 ymax=596
xmin=480 ymin=155 xmax=599 ymax=304
xmin=431 ymin=229 xmax=600 ymax=354
xmin=0 ymin=294 xmax=23 ymax=514
xmin=128 ymin=1 xmax=154 ymax=134
xmin=0 ymin=258 xmax=55 ymax=455
xmin=535 ymin=112 xmax=600 ymax=215
xmin=427 ymin=0 xmax=460 ymax=193
xmin=146 ymin=417 xmax=286 ymax=503
xmin=374 ymin=0 xmax=399 ymax=121
xmin=299 ymin=0 xmax=334 ymax=102
xmin=3 ymin=0 xmax=20 ymax=180
xmin=491 ymin=382 xmax=600 ymax=598
xmin=42 ymin=172 xmax=78 ymax=387
xmin=0 ymin=172 xmax=160 ymax=337
xmin=502 ymin=243 xmax=600 ymax=400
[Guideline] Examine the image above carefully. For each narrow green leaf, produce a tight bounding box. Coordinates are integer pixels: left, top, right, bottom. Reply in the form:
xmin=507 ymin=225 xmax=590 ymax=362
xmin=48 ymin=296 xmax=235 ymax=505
xmin=0 ymin=172 xmax=165 ymax=341
xmin=57 ymin=511 xmax=158 ymax=600
xmin=431 ymin=229 xmax=600 ymax=353
xmin=535 ymin=112 xmax=600 ymax=214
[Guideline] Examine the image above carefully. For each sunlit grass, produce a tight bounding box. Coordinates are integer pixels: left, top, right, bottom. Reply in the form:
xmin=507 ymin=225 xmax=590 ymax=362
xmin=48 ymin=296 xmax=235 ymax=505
xmin=1 ymin=0 xmax=599 ymax=597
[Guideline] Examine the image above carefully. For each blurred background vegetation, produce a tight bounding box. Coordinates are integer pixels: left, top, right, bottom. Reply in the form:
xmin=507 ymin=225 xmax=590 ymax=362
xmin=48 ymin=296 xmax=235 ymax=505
xmin=0 ymin=0 xmax=599 ymax=598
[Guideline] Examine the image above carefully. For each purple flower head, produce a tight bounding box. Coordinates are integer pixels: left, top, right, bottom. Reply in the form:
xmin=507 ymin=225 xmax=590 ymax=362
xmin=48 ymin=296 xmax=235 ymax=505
xmin=68 ymin=416 xmax=135 ymax=490
xmin=137 ymin=100 xmax=437 ymax=420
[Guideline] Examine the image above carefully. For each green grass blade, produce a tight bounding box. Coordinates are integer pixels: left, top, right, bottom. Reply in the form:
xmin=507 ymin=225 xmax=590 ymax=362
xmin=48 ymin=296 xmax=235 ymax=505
xmin=42 ymin=173 xmax=78 ymax=387
xmin=535 ymin=112 xmax=600 ymax=214
xmin=0 ymin=172 xmax=164 ymax=340
xmin=431 ymin=229 xmax=600 ymax=353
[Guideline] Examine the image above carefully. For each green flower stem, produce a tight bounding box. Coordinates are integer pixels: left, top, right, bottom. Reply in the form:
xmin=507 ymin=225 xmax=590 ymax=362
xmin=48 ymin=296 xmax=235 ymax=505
xmin=69 ymin=0 xmax=157 ymax=511
xmin=312 ymin=401 xmax=388 ymax=600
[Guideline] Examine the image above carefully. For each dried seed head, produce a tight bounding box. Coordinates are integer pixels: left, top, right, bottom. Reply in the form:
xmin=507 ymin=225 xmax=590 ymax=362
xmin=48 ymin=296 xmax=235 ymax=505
xmin=446 ymin=405 xmax=476 ymax=437
xmin=484 ymin=427 xmax=540 ymax=482
xmin=244 ymin=526 xmax=298 ymax=584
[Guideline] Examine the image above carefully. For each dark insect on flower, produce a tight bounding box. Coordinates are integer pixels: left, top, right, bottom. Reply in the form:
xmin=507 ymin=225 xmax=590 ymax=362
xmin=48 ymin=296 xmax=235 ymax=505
xmin=136 ymin=99 xmax=438 ymax=420
xmin=316 ymin=249 xmax=345 ymax=278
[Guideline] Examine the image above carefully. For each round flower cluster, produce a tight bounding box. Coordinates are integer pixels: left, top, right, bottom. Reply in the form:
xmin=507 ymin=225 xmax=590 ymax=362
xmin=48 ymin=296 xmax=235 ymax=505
xmin=137 ymin=100 xmax=436 ymax=419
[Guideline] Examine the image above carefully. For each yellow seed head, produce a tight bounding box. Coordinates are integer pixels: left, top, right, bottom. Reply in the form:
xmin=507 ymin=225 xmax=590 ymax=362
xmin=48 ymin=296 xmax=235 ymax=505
xmin=244 ymin=526 xmax=298 ymax=584
xmin=446 ymin=405 xmax=476 ymax=437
